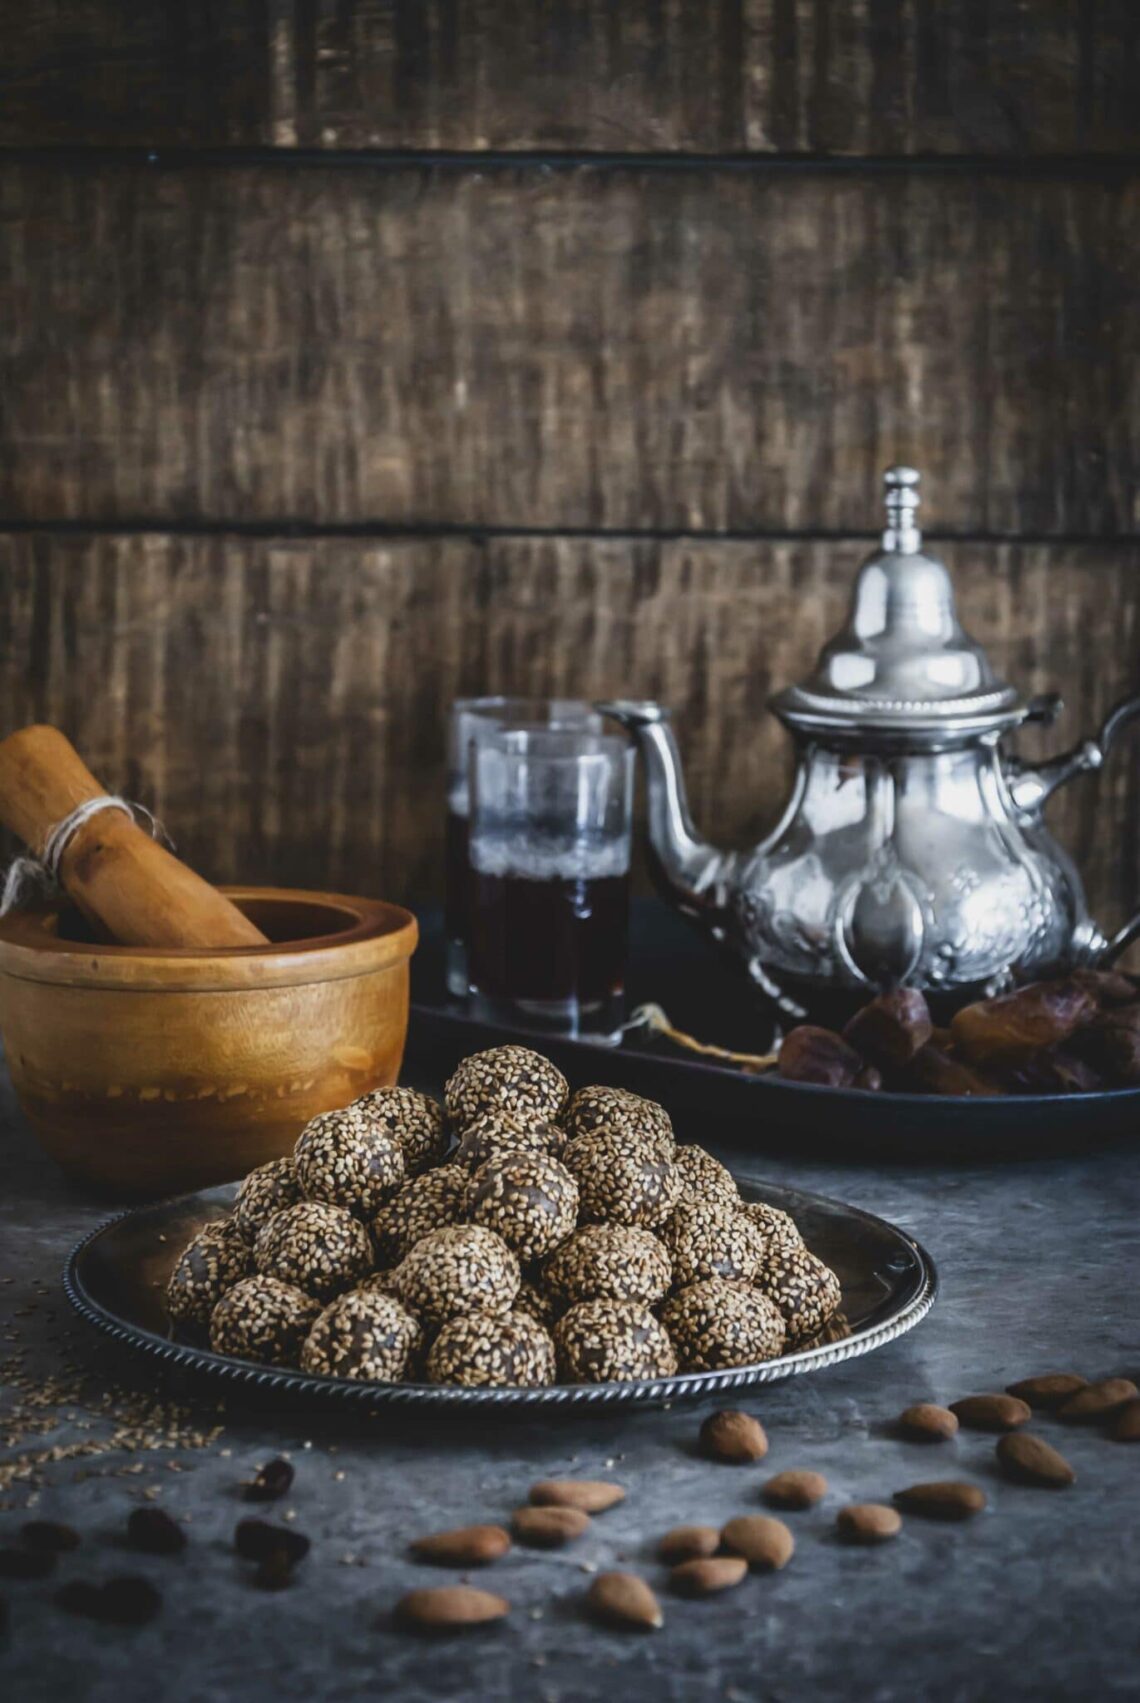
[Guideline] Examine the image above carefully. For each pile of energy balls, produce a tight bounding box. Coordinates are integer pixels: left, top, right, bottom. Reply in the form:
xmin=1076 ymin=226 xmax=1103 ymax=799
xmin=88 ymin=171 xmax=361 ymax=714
xmin=165 ymin=1045 xmax=843 ymax=1389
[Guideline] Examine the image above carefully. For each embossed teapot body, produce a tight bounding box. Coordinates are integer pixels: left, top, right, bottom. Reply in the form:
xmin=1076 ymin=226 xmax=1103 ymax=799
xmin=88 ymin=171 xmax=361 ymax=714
xmin=601 ymin=469 xmax=1140 ymax=1013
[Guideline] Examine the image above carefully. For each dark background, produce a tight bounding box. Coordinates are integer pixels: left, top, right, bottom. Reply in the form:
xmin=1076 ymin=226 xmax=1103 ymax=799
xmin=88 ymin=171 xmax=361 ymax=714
xmin=2 ymin=3 xmax=1138 ymax=934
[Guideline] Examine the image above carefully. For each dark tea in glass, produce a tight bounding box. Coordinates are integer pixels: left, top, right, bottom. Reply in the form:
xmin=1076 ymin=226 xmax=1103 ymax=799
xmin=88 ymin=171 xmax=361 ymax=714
xmin=445 ymin=698 xmax=601 ymax=997
xmin=467 ymin=729 xmax=633 ymax=1043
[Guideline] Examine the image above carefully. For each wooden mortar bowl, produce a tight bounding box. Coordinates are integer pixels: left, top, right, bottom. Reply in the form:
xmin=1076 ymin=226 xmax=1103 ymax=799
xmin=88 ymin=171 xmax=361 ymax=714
xmin=0 ymin=887 xmax=417 ymax=1198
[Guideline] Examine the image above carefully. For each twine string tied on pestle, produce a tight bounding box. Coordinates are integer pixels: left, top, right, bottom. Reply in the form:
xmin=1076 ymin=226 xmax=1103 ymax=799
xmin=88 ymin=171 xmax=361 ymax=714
xmin=0 ymin=796 xmax=174 ymax=917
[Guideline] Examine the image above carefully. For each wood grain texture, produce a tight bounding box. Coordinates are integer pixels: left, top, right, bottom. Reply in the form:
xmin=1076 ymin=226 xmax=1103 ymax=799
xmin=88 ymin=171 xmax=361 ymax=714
xmin=2 ymin=161 xmax=1136 ymax=535
xmin=3 ymin=1 xmax=1138 ymax=154
xmin=2 ymin=532 xmax=1136 ymax=939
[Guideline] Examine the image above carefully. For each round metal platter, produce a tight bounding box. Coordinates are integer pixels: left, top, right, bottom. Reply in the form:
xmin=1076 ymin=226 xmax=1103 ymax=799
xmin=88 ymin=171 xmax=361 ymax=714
xmin=64 ymin=1179 xmax=937 ymax=1417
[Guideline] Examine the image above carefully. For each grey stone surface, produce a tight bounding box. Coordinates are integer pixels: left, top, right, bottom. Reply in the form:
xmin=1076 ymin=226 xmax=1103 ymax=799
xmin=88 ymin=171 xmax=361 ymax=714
xmin=1 ymin=1059 xmax=1137 ymax=1703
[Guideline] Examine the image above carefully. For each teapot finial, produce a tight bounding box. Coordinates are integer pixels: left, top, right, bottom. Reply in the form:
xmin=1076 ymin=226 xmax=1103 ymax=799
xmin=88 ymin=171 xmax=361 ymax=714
xmin=882 ymin=465 xmax=922 ymax=554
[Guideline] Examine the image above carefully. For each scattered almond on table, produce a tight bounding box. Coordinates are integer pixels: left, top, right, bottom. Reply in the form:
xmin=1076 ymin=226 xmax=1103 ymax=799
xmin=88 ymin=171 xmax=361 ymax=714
xmin=528 ymin=1478 xmax=625 ymax=1513
xmin=949 ymin=1394 xmax=1031 ymax=1432
xmin=837 ymin=1504 xmax=902 ymax=1544
xmin=670 ymin=1556 xmax=748 ymax=1597
xmin=995 ymin=1433 xmax=1075 ymax=1488
xmin=698 ymin=1410 xmax=768 ymax=1464
xmin=762 ymin=1469 xmax=828 ymax=1510
xmin=658 ymin=1525 xmax=720 ymax=1563
xmin=893 ymin=1482 xmax=987 ymax=1520
xmin=897 ymin=1402 xmax=959 ymax=1441
xmin=1057 ymin=1378 xmax=1138 ymax=1423
xmin=587 ymin=1572 xmax=663 ymax=1631
xmin=409 ymin=1524 xmax=512 ymax=1566
xmin=511 ymin=1505 xmax=590 ymax=1548
xmin=1006 ymin=1373 xmax=1088 ymax=1408
xmin=395 ymin=1584 xmax=510 ymax=1633
xmin=720 ymin=1514 xmax=794 ymax=1571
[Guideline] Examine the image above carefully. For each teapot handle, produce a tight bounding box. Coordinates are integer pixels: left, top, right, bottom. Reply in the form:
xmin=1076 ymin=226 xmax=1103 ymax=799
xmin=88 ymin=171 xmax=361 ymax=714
xmin=1008 ymin=690 xmax=1140 ymax=818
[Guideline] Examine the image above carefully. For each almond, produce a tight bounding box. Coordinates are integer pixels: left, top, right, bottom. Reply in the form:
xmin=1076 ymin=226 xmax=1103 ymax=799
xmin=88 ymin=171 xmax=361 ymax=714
xmin=761 ymin=1469 xmax=827 ymax=1510
xmin=1112 ymin=1398 xmax=1140 ymax=1442
xmin=1058 ymin=1378 xmax=1139 ymax=1423
xmin=658 ymin=1524 xmax=721 ymax=1564
xmin=395 ymin=1585 xmax=509 ymax=1631
xmin=586 ymin=1571 xmax=663 ymax=1631
xmin=893 ymin=1481 xmax=986 ymax=1520
xmin=1006 ymin=1373 xmax=1088 ymax=1409
xmin=720 ymin=1514 xmax=794 ymax=1571
xmin=897 ymin=1403 xmax=959 ymax=1442
xmin=528 ymin=1479 xmax=625 ymax=1513
xmin=949 ymin=1394 xmax=1030 ymax=1432
xmin=699 ymin=1410 xmax=768 ymax=1464
xmin=511 ymin=1506 xmax=589 ymax=1548
xmin=837 ymin=1504 xmax=902 ymax=1544
xmin=409 ymin=1525 xmax=511 ymax=1566
xmin=996 ymin=1433 xmax=1076 ymax=1488
xmin=670 ymin=1556 xmax=748 ymax=1597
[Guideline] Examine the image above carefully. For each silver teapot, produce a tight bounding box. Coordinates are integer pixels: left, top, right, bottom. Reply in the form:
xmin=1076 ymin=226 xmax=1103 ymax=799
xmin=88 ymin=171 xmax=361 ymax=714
xmin=601 ymin=468 xmax=1140 ymax=1014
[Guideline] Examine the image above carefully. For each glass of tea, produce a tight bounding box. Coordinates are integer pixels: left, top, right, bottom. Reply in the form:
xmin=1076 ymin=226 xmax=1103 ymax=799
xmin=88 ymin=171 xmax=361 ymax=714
xmin=445 ymin=698 xmax=601 ymax=997
xmin=466 ymin=727 xmax=634 ymax=1044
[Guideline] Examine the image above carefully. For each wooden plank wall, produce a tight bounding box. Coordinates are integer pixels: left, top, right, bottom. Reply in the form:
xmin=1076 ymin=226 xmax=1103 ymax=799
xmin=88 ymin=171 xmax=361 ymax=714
xmin=2 ymin=3 xmax=1139 ymax=940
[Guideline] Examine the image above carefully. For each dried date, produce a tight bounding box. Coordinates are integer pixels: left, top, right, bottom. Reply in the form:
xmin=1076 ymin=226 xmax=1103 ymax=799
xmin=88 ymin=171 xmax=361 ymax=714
xmin=778 ymin=1026 xmax=863 ymax=1088
xmin=950 ymin=980 xmax=1096 ymax=1070
xmin=843 ymin=989 xmax=932 ymax=1070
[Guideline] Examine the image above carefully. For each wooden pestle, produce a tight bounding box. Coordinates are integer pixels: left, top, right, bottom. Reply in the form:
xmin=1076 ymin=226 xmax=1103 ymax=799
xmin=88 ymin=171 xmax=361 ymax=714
xmin=0 ymin=725 xmax=268 ymax=949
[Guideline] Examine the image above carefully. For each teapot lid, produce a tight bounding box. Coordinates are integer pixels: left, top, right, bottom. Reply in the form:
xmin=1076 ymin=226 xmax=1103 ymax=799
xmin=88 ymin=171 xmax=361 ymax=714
xmin=771 ymin=467 xmax=1024 ymax=743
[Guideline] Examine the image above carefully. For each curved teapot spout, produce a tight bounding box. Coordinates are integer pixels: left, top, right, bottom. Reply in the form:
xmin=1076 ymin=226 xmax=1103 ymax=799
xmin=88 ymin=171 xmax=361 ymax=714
xmin=595 ymin=701 xmax=735 ymax=923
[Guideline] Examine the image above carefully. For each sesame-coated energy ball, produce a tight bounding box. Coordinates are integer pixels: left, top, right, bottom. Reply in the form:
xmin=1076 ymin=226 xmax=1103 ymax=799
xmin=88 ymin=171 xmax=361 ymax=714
xmin=166 ymin=1219 xmax=252 ymax=1327
xmin=232 ymin=1156 xmax=302 ymax=1242
xmin=661 ymin=1279 xmax=786 ymax=1372
xmin=563 ymin=1130 xmax=680 ymax=1230
xmin=370 ymin=1165 xmax=469 ymax=1266
xmin=427 ymin=1309 xmax=557 ymax=1388
xmin=209 ymin=1276 xmax=321 ymax=1367
xmin=554 ymin=1299 xmax=678 ymax=1384
xmin=453 ymin=1111 xmax=566 ymax=1170
xmin=660 ymin=1199 xmax=766 ymax=1288
xmin=301 ymin=1290 xmax=422 ymax=1382
xmin=673 ymin=1145 xmax=740 ymax=1210
xmin=737 ymin=1200 xmax=805 ymax=1252
xmin=294 ymin=1106 xmax=405 ymax=1219
xmin=465 ymin=1152 xmax=578 ymax=1264
xmin=541 ymin=1225 xmax=672 ymax=1311
xmin=353 ymin=1085 xmax=446 ymax=1176
xmin=393 ymin=1225 xmax=520 ymax=1330
xmin=253 ymin=1201 xmax=373 ymax=1303
xmin=755 ymin=1244 xmax=842 ymax=1345
xmin=562 ymin=1086 xmax=674 ymax=1157
xmin=445 ymin=1045 xmax=569 ymax=1131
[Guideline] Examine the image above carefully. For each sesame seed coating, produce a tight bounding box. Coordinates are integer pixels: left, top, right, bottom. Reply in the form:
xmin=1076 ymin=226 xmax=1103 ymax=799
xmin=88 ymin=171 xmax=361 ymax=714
xmin=453 ymin=1111 xmax=567 ymax=1170
xmin=660 ymin=1199 xmax=766 ymax=1288
xmin=209 ymin=1276 xmax=321 ymax=1366
xmin=166 ymin=1219 xmax=252 ymax=1326
xmin=542 ymin=1225 xmax=672 ymax=1310
xmin=445 ymin=1046 xmax=569 ymax=1130
xmin=563 ymin=1086 xmax=673 ymax=1157
xmin=370 ymin=1165 xmax=469 ymax=1265
xmin=231 ymin=1156 xmax=302 ymax=1242
xmin=301 ymin=1290 xmax=422 ymax=1381
xmin=355 ymin=1268 xmax=400 ymax=1298
xmin=673 ymin=1145 xmax=740 ymax=1210
xmin=427 ymin=1309 xmax=557 ymax=1388
xmin=513 ymin=1279 xmax=561 ymax=1327
xmin=294 ymin=1107 xmax=405 ymax=1218
xmin=755 ymin=1244 xmax=842 ymax=1344
xmin=554 ymin=1299 xmax=678 ymax=1383
xmin=661 ymin=1280 xmax=786 ymax=1372
xmin=393 ymin=1225 xmax=520 ymax=1330
xmin=353 ymin=1085 xmax=446 ymax=1175
xmin=737 ymin=1200 xmax=805 ymax=1253
xmin=465 ymin=1152 xmax=579 ymax=1264
xmin=253 ymin=1201 xmax=373 ymax=1303
xmin=563 ymin=1131 xmax=680 ymax=1230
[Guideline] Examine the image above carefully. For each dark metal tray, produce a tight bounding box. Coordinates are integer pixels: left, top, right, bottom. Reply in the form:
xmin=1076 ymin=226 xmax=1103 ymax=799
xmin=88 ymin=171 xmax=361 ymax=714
xmin=64 ymin=1178 xmax=936 ymax=1416
xmin=408 ymin=902 xmax=1140 ymax=1160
